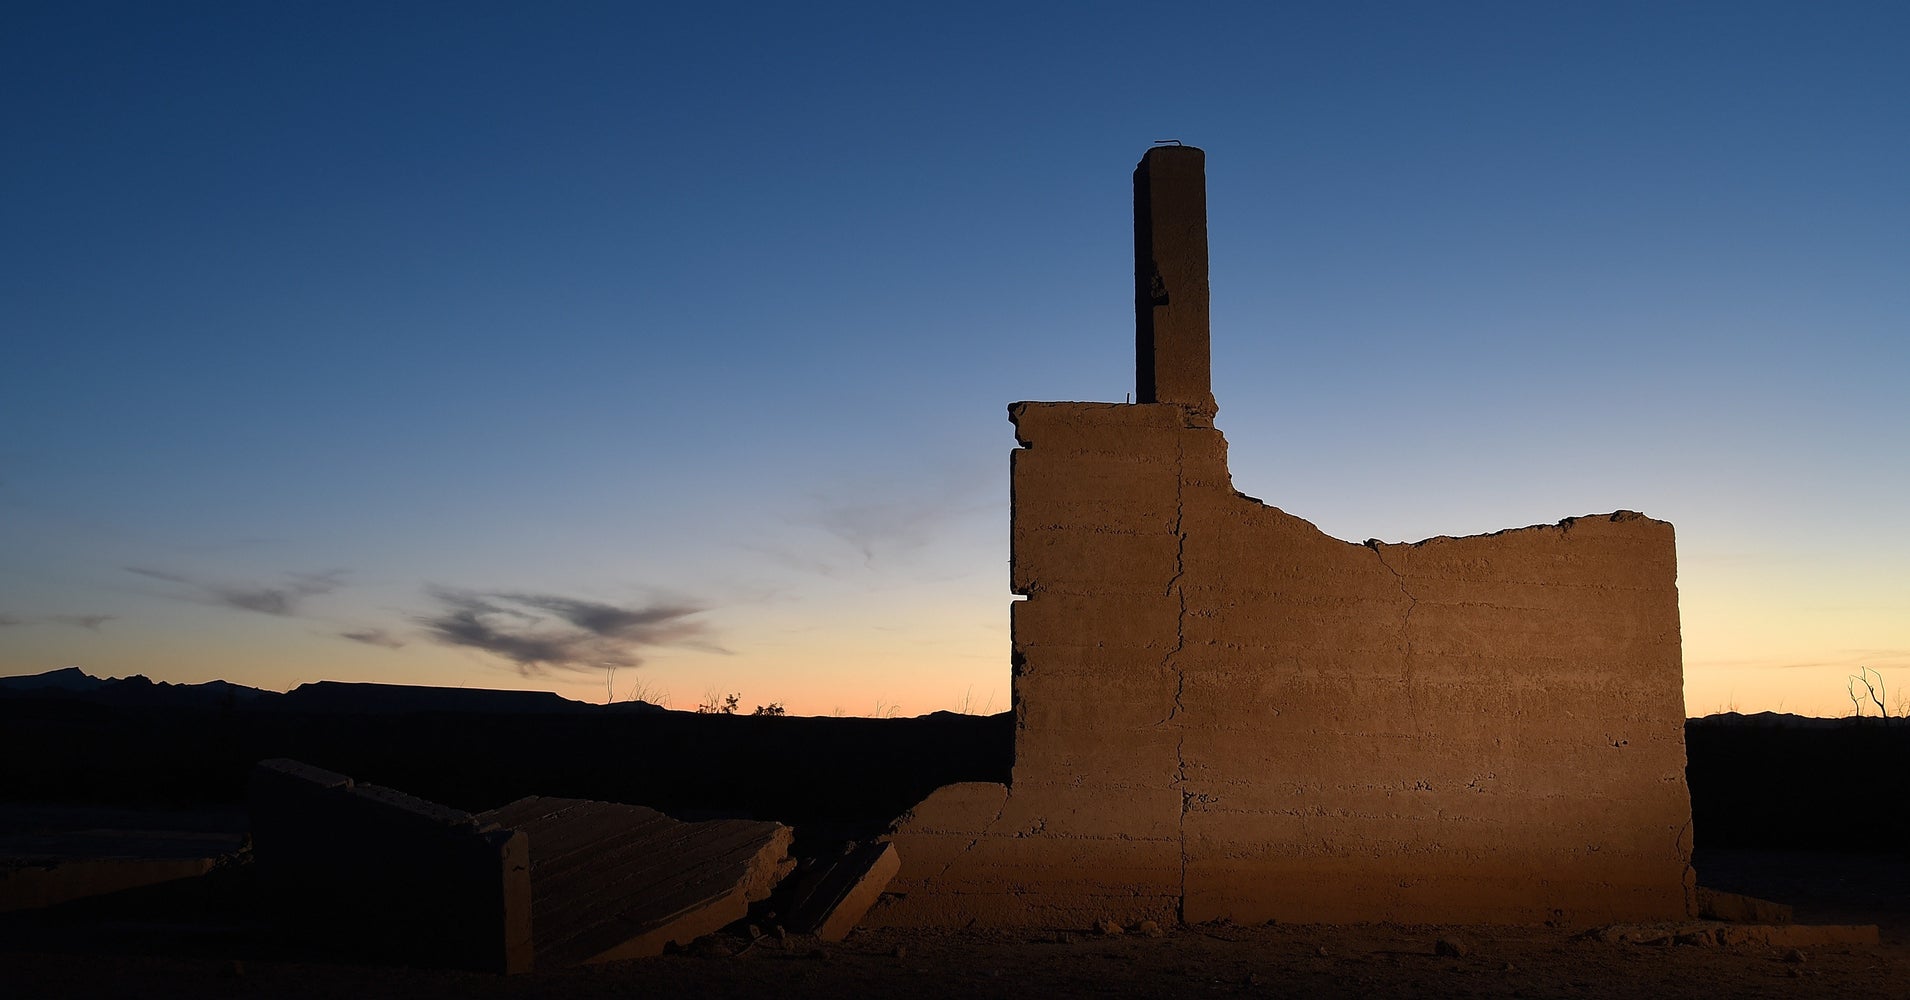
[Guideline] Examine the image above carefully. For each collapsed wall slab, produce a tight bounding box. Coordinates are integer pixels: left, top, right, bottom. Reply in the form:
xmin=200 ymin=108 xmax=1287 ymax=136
xmin=475 ymin=796 xmax=794 ymax=966
xmin=251 ymin=763 xmax=797 ymax=971
xmin=870 ymin=145 xmax=1694 ymax=928
xmin=249 ymin=758 xmax=533 ymax=973
xmin=0 ymin=828 xmax=245 ymax=913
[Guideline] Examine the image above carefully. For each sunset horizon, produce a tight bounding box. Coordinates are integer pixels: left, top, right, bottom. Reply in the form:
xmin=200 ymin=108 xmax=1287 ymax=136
xmin=5 ymin=2 xmax=1907 ymax=721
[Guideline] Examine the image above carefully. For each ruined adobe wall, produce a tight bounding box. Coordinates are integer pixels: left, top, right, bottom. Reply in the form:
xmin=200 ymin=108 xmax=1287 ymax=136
xmin=872 ymin=402 xmax=1692 ymax=928
xmin=869 ymin=144 xmax=1691 ymax=929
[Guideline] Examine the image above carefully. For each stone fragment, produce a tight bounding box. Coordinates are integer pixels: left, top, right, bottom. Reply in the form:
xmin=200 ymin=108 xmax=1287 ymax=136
xmin=779 ymin=841 xmax=901 ymax=942
xmin=1435 ymin=937 xmax=1470 ymax=958
xmin=686 ymin=936 xmax=737 ymax=958
xmin=1590 ymin=922 xmax=1877 ymax=949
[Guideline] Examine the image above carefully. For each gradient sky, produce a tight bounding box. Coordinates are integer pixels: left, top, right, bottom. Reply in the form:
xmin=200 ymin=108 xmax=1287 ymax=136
xmin=3 ymin=2 xmax=1906 ymax=717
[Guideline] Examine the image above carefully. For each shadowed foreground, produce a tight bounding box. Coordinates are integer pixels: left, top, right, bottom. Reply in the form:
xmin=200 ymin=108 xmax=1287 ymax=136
xmin=5 ymin=848 xmax=1907 ymax=1000
xmin=3 ymin=683 xmax=1906 ymax=996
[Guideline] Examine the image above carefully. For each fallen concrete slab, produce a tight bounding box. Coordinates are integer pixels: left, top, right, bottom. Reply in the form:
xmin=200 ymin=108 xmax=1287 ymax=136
xmin=251 ymin=762 xmax=795 ymax=971
xmin=0 ymin=828 xmax=246 ymax=912
xmin=476 ymin=796 xmax=793 ymax=967
xmin=1695 ymin=886 xmax=1794 ymax=924
xmin=249 ymin=759 xmax=533 ymax=974
xmin=780 ymin=841 xmax=900 ymax=942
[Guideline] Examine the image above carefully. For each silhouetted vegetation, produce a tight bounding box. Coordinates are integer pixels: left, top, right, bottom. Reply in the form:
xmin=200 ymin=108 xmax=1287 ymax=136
xmin=696 ymin=692 xmax=741 ymax=715
xmin=1848 ymin=666 xmax=1893 ymax=722
xmin=4 ymin=678 xmax=1905 ymax=855
xmin=0 ymin=689 xmax=1011 ymax=852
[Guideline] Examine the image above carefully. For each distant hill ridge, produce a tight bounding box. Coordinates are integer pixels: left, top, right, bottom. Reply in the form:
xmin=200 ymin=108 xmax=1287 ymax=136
xmin=0 ymin=665 xmax=108 ymax=692
xmin=3 ymin=667 xmax=1890 ymax=725
xmin=0 ymin=667 xmax=664 ymax=715
xmin=1687 ymin=709 xmax=1894 ymax=729
xmin=0 ymin=665 xmax=278 ymax=708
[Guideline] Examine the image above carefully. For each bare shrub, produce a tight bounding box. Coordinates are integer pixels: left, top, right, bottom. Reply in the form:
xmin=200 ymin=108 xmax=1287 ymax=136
xmin=1847 ymin=666 xmax=1891 ymax=722
xmin=697 ymin=690 xmax=740 ymax=715
xmin=622 ymin=675 xmax=670 ymax=708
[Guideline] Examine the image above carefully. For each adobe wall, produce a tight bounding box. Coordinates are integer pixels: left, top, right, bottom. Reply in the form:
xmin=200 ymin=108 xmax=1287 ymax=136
xmin=870 ymin=146 xmax=1693 ymax=929
xmin=874 ymin=404 xmax=1692 ymax=927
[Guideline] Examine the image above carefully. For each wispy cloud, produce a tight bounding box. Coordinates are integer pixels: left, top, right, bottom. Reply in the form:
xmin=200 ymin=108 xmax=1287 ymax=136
xmin=0 ymin=612 xmax=115 ymax=630
xmin=812 ymin=500 xmax=951 ymax=563
xmin=414 ymin=587 xmax=718 ymax=675
xmin=47 ymin=614 xmax=113 ymax=630
xmin=339 ymin=627 xmax=406 ymax=649
xmin=737 ymin=542 xmax=842 ymax=579
xmin=1691 ymin=650 xmax=1910 ymax=671
xmin=780 ymin=471 xmax=997 ymax=572
xmin=127 ymin=567 xmax=346 ymax=617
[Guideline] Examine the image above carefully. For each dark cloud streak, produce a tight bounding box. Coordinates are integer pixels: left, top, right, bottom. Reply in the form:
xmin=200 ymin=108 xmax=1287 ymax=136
xmin=339 ymin=628 xmax=405 ymax=649
xmin=415 ymin=587 xmax=715 ymax=676
xmin=0 ymin=613 xmax=115 ymax=630
xmin=48 ymin=614 xmax=113 ymax=630
xmin=502 ymin=593 xmax=704 ymax=642
xmin=126 ymin=566 xmax=346 ymax=617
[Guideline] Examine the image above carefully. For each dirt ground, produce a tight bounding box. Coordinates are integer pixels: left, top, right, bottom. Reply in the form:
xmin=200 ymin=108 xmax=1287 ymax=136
xmin=6 ymin=848 xmax=1907 ymax=1000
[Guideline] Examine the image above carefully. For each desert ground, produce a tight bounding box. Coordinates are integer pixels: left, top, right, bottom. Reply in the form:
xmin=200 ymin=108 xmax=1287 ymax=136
xmin=3 ymin=687 xmax=1906 ymax=998
xmin=5 ymin=845 xmax=1906 ymax=1000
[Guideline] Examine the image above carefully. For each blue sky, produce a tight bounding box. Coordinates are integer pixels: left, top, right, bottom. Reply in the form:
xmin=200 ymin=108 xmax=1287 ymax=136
xmin=3 ymin=1 xmax=1906 ymax=716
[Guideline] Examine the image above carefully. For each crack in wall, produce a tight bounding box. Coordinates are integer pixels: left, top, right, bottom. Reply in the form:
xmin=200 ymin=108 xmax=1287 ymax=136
xmin=1165 ymin=425 xmax=1190 ymax=923
xmin=1674 ymin=815 xmax=1697 ymax=913
xmin=1365 ymin=542 xmax=1421 ymax=734
xmin=928 ymin=792 xmax=1012 ymax=885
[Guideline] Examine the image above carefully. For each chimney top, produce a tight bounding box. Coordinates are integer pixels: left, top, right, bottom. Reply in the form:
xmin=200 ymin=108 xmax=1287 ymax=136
xmin=1133 ymin=145 xmax=1214 ymax=416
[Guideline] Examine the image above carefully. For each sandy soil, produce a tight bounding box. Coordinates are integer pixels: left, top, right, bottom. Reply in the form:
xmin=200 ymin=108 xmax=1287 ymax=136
xmin=6 ymin=917 xmax=1905 ymax=1000
xmin=6 ymin=849 xmax=1906 ymax=1000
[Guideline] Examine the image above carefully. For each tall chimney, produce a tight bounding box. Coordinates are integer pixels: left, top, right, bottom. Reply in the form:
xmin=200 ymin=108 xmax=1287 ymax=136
xmin=1133 ymin=145 xmax=1215 ymax=416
